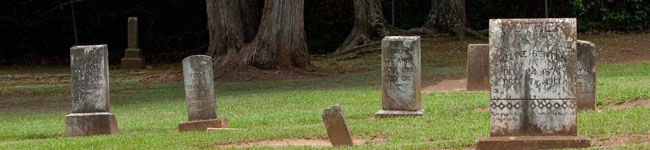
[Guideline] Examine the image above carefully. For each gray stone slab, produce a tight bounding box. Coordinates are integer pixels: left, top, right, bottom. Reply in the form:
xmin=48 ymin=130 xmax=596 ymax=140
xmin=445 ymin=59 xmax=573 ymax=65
xmin=467 ymin=44 xmax=490 ymax=91
xmin=322 ymin=105 xmax=353 ymax=146
xmin=489 ymin=18 xmax=578 ymax=136
xmin=65 ymin=112 xmax=117 ymax=137
xmin=70 ymin=45 xmax=110 ymax=113
xmin=379 ymin=36 xmax=422 ymax=112
xmin=128 ymin=17 xmax=138 ymax=48
xmin=182 ymin=55 xmax=218 ymax=121
xmin=577 ymin=40 xmax=596 ymax=111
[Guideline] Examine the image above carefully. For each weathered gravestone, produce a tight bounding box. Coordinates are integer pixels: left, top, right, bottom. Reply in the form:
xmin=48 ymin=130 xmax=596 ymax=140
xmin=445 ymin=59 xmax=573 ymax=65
xmin=322 ymin=105 xmax=353 ymax=146
xmin=375 ymin=36 xmax=424 ymax=118
xmin=65 ymin=45 xmax=118 ymax=137
xmin=467 ymin=44 xmax=490 ymax=91
xmin=121 ymin=17 xmax=145 ymax=69
xmin=475 ymin=18 xmax=590 ymax=149
xmin=178 ymin=55 xmax=228 ymax=131
xmin=577 ymin=40 xmax=596 ymax=111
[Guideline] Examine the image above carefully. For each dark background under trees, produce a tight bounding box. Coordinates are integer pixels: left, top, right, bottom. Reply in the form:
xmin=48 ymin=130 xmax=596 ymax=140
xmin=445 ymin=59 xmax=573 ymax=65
xmin=1 ymin=0 xmax=649 ymax=65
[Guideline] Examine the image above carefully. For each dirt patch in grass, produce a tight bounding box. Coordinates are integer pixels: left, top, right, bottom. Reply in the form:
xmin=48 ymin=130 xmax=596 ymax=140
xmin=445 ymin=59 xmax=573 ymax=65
xmin=608 ymin=99 xmax=650 ymax=109
xmin=593 ymin=133 xmax=650 ymax=148
xmin=422 ymin=78 xmax=467 ymax=93
xmin=215 ymin=137 xmax=385 ymax=148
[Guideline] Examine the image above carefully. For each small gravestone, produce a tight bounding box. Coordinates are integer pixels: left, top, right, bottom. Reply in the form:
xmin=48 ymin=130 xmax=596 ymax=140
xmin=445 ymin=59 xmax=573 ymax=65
xmin=65 ymin=45 xmax=118 ymax=137
xmin=322 ymin=105 xmax=353 ymax=146
xmin=121 ymin=17 xmax=145 ymax=69
xmin=577 ymin=40 xmax=596 ymax=111
xmin=475 ymin=18 xmax=590 ymax=149
xmin=178 ymin=55 xmax=228 ymax=131
xmin=375 ymin=36 xmax=424 ymax=118
xmin=467 ymin=44 xmax=490 ymax=91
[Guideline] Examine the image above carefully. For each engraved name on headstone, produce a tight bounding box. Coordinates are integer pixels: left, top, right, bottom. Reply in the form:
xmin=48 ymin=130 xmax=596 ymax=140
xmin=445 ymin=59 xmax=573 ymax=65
xmin=375 ymin=36 xmax=424 ymax=117
xmin=577 ymin=40 xmax=596 ymax=111
xmin=65 ymin=44 xmax=118 ymax=137
xmin=467 ymin=44 xmax=490 ymax=91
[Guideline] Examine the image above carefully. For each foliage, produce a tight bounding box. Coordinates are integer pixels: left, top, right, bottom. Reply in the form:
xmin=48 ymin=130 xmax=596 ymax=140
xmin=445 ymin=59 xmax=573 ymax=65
xmin=571 ymin=0 xmax=650 ymax=31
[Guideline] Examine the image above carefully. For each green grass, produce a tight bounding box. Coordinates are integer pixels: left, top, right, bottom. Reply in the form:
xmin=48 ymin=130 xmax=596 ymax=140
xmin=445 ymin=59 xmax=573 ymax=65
xmin=1 ymin=36 xmax=650 ymax=149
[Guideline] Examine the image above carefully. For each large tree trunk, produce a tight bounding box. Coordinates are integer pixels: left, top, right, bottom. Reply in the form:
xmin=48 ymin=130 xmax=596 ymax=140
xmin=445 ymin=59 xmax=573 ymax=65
xmin=206 ymin=0 xmax=310 ymax=70
xmin=336 ymin=0 xmax=397 ymax=53
xmin=240 ymin=0 xmax=311 ymax=70
xmin=423 ymin=0 xmax=484 ymax=39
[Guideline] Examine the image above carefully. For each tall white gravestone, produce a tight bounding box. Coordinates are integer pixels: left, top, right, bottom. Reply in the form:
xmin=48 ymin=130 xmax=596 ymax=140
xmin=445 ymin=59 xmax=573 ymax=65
xmin=475 ymin=18 xmax=590 ymax=149
xmin=65 ymin=45 xmax=118 ymax=137
xmin=375 ymin=36 xmax=424 ymax=118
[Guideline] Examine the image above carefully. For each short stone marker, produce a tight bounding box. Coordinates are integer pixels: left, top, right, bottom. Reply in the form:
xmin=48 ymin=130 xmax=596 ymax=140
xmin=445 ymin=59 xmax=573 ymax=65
xmin=577 ymin=40 xmax=596 ymax=111
xmin=375 ymin=36 xmax=424 ymax=118
xmin=475 ymin=18 xmax=590 ymax=149
xmin=178 ymin=55 xmax=228 ymax=132
xmin=121 ymin=17 xmax=145 ymax=69
xmin=466 ymin=44 xmax=490 ymax=91
xmin=65 ymin=45 xmax=118 ymax=137
xmin=322 ymin=105 xmax=353 ymax=146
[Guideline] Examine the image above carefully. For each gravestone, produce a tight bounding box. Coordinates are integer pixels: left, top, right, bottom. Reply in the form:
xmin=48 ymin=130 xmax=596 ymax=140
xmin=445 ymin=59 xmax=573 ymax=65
xmin=178 ymin=55 xmax=228 ymax=131
xmin=577 ymin=40 xmax=596 ymax=111
xmin=475 ymin=18 xmax=590 ymax=149
xmin=322 ymin=105 xmax=353 ymax=146
xmin=65 ymin=45 xmax=118 ymax=137
xmin=375 ymin=36 xmax=424 ymax=118
xmin=121 ymin=17 xmax=145 ymax=69
xmin=467 ymin=44 xmax=490 ymax=91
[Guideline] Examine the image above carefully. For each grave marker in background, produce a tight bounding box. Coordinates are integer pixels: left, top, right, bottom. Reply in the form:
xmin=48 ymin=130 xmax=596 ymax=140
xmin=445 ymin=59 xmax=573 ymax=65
xmin=178 ymin=55 xmax=228 ymax=131
xmin=467 ymin=44 xmax=490 ymax=91
xmin=475 ymin=18 xmax=590 ymax=149
xmin=375 ymin=36 xmax=424 ymax=118
xmin=65 ymin=45 xmax=118 ymax=137
xmin=322 ymin=105 xmax=353 ymax=146
xmin=121 ymin=17 xmax=145 ymax=69
xmin=577 ymin=40 xmax=596 ymax=111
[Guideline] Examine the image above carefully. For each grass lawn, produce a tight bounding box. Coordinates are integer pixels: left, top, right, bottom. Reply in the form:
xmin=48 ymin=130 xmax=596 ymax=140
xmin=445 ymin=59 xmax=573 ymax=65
xmin=1 ymin=34 xmax=650 ymax=149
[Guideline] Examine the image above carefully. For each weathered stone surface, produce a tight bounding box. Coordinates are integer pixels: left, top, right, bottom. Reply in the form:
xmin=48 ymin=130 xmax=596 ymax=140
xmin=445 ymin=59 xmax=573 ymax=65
xmin=375 ymin=109 xmax=424 ymax=118
xmin=182 ymin=55 xmax=218 ymax=121
xmin=127 ymin=17 xmax=138 ymax=48
xmin=178 ymin=118 xmax=228 ymax=132
xmin=65 ymin=112 xmax=118 ymax=137
xmin=70 ymin=45 xmax=110 ymax=113
xmin=476 ymin=136 xmax=591 ymax=150
xmin=577 ymin=40 xmax=596 ymax=111
xmin=467 ymin=44 xmax=490 ymax=91
xmin=322 ymin=105 xmax=353 ymax=146
xmin=121 ymin=57 xmax=144 ymax=70
xmin=124 ymin=48 xmax=141 ymax=58
xmin=489 ymin=18 xmax=578 ymax=136
xmin=376 ymin=36 xmax=423 ymax=117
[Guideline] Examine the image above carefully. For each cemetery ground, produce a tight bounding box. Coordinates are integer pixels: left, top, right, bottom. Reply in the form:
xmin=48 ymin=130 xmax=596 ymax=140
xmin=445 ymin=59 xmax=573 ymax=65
xmin=1 ymin=33 xmax=650 ymax=149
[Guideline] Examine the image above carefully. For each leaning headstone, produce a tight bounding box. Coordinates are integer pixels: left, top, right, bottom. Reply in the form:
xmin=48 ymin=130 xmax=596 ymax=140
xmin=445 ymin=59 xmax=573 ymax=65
xmin=178 ymin=55 xmax=228 ymax=131
xmin=65 ymin=45 xmax=118 ymax=137
xmin=475 ymin=18 xmax=590 ymax=149
xmin=322 ymin=105 xmax=353 ymax=146
xmin=466 ymin=44 xmax=490 ymax=91
xmin=375 ymin=36 xmax=424 ymax=118
xmin=121 ymin=17 xmax=145 ymax=69
xmin=577 ymin=40 xmax=596 ymax=111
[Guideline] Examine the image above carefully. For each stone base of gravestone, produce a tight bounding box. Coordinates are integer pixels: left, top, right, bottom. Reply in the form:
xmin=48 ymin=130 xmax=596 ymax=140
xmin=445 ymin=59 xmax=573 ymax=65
xmin=178 ymin=118 xmax=228 ymax=132
xmin=374 ymin=109 xmax=424 ymax=118
xmin=121 ymin=48 xmax=144 ymax=69
xmin=466 ymin=44 xmax=490 ymax=91
xmin=65 ymin=112 xmax=118 ymax=137
xmin=475 ymin=136 xmax=591 ymax=150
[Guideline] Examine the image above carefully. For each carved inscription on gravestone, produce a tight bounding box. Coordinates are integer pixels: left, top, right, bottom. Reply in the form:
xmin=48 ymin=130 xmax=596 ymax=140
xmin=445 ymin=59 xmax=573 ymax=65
xmin=71 ymin=45 xmax=110 ymax=113
xmin=183 ymin=55 xmax=217 ymax=121
xmin=381 ymin=36 xmax=421 ymax=111
xmin=489 ymin=18 xmax=578 ymax=136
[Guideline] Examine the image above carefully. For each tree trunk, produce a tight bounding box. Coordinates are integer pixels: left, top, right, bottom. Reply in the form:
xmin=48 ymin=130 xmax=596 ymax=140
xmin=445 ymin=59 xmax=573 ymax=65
xmin=422 ymin=0 xmax=485 ymax=39
xmin=206 ymin=0 xmax=310 ymax=70
xmin=336 ymin=0 xmax=397 ymax=53
xmin=240 ymin=0 xmax=311 ymax=70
